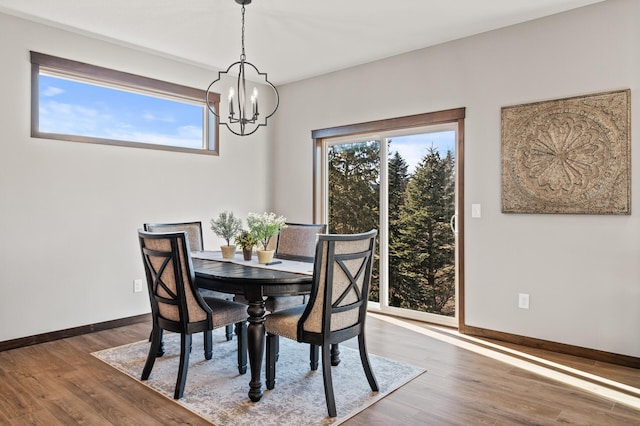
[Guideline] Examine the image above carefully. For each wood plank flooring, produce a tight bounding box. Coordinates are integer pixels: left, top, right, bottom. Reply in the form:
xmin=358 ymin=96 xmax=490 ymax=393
xmin=0 ymin=314 xmax=638 ymax=425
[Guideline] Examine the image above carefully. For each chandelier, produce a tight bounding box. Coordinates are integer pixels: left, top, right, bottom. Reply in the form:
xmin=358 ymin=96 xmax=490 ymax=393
xmin=206 ymin=0 xmax=279 ymax=137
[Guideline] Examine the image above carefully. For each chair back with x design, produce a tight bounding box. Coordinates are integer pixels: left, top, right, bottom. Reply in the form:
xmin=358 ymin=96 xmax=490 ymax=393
xmin=298 ymin=229 xmax=377 ymax=346
xmin=139 ymin=230 xmax=211 ymax=333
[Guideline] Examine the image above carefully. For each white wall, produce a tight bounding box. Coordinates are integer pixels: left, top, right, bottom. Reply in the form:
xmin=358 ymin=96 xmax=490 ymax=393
xmin=2 ymin=1 xmax=638 ymax=358
xmin=0 ymin=13 xmax=272 ymax=341
xmin=272 ymin=0 xmax=640 ymax=357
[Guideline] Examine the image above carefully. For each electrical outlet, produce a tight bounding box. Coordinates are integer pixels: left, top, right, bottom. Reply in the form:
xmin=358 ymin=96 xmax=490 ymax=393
xmin=134 ymin=279 xmax=143 ymax=293
xmin=518 ymin=293 xmax=529 ymax=309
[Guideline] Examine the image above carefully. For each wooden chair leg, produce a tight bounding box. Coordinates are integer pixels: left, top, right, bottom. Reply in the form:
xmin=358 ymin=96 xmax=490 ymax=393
xmin=321 ymin=344 xmax=337 ymax=417
xmin=309 ymin=344 xmax=319 ymax=371
xmin=225 ymin=324 xmax=234 ymax=341
xmin=358 ymin=333 xmax=379 ymax=392
xmin=141 ymin=326 xmax=162 ymax=380
xmin=204 ymin=330 xmax=213 ymax=360
xmin=330 ymin=343 xmax=340 ymax=366
xmin=236 ymin=321 xmax=248 ymax=374
xmin=156 ymin=328 xmax=165 ymax=357
xmin=174 ymin=333 xmax=192 ymax=399
xmin=266 ymin=333 xmax=278 ymax=390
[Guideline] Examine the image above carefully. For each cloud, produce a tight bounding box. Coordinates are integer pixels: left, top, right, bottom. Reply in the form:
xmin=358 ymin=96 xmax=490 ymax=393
xmin=177 ymin=125 xmax=202 ymax=138
xmin=106 ymin=129 xmax=202 ymax=149
xmin=39 ymin=100 xmax=107 ymax=135
xmin=42 ymin=86 xmax=64 ymax=97
xmin=142 ymin=111 xmax=176 ymax=123
xmin=38 ymin=94 xmax=202 ymax=149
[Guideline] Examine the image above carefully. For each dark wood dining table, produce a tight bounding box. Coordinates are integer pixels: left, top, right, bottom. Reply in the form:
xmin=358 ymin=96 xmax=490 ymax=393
xmin=192 ymin=257 xmax=313 ymax=402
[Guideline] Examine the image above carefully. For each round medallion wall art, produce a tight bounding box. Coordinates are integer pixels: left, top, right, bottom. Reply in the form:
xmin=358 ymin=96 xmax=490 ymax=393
xmin=501 ymin=89 xmax=630 ymax=214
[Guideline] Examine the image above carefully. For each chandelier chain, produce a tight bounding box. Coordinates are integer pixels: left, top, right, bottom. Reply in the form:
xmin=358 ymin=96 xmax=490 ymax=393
xmin=240 ymin=5 xmax=246 ymax=61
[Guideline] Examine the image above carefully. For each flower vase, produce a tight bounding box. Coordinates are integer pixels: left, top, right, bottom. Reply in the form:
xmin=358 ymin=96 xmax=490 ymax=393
xmin=257 ymin=249 xmax=275 ymax=264
xmin=220 ymin=245 xmax=236 ymax=259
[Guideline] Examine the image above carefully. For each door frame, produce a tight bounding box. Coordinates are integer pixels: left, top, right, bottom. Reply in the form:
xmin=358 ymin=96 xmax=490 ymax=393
xmin=312 ymin=108 xmax=466 ymax=329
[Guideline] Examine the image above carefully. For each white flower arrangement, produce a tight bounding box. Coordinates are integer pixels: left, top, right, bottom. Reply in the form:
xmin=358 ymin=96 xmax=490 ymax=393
xmin=246 ymin=212 xmax=287 ymax=250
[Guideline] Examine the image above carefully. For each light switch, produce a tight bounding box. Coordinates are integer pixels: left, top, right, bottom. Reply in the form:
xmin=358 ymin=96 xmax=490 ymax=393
xmin=471 ymin=204 xmax=482 ymax=218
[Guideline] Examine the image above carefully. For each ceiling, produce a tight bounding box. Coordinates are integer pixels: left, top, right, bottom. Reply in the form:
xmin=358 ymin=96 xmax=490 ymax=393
xmin=0 ymin=0 xmax=604 ymax=85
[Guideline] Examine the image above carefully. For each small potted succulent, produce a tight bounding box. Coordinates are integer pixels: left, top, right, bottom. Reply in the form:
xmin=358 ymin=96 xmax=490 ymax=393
xmin=247 ymin=212 xmax=287 ymax=264
xmin=235 ymin=230 xmax=257 ymax=261
xmin=210 ymin=211 xmax=243 ymax=259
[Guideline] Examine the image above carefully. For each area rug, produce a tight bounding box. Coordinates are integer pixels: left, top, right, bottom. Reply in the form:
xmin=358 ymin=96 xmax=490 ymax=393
xmin=92 ymin=329 xmax=425 ymax=425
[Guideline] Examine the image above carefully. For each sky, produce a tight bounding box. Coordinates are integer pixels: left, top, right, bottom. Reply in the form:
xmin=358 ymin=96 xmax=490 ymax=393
xmin=38 ymin=74 xmax=204 ymax=148
xmin=389 ymin=131 xmax=456 ymax=174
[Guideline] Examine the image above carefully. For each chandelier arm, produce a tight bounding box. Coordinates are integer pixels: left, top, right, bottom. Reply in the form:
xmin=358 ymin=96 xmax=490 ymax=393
xmin=206 ymin=61 xmax=243 ymax=118
xmin=241 ymin=61 xmax=280 ymax=121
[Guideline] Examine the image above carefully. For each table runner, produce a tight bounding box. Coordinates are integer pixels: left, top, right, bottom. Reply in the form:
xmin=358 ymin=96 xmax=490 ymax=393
xmin=191 ymin=250 xmax=314 ymax=276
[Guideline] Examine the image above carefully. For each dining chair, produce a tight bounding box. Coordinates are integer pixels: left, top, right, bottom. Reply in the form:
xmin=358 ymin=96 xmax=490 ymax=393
xmin=267 ymin=222 xmax=327 ymax=311
xmin=237 ymin=223 xmax=326 ymax=312
xmin=138 ymin=229 xmax=248 ymax=399
xmin=274 ymin=222 xmax=327 ymax=262
xmin=264 ymin=229 xmax=379 ymax=417
xmin=144 ymin=221 xmax=204 ymax=251
xmin=144 ymin=221 xmax=235 ymax=341
xmin=271 ymin=223 xmax=339 ymax=363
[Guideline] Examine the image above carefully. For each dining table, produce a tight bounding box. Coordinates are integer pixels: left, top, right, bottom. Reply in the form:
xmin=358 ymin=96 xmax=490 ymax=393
xmin=191 ymin=252 xmax=314 ymax=402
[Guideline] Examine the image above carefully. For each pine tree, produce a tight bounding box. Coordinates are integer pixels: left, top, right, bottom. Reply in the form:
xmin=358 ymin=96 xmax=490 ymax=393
xmin=388 ymin=149 xmax=410 ymax=306
xmin=327 ymin=140 xmax=381 ymax=299
xmin=327 ymin=141 xmax=380 ymax=234
xmin=392 ymin=147 xmax=455 ymax=315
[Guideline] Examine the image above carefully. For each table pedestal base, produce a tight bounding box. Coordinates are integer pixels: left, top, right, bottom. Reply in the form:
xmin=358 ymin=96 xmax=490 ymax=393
xmin=247 ymin=300 xmax=266 ymax=402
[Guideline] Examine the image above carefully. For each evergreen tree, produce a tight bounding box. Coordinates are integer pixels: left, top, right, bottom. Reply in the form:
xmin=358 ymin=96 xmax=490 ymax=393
xmin=327 ymin=141 xmax=380 ymax=234
xmin=392 ymin=147 xmax=455 ymax=315
xmin=327 ymin=140 xmax=381 ymax=299
xmin=387 ymin=150 xmax=410 ymax=306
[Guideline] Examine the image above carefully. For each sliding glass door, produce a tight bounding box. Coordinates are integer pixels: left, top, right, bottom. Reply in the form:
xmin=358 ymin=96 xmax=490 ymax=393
xmin=386 ymin=129 xmax=456 ymax=320
xmin=323 ymin=124 xmax=458 ymax=326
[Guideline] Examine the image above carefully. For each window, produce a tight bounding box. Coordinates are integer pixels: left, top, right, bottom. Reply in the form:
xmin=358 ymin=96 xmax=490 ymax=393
xmin=30 ymin=52 xmax=220 ymax=155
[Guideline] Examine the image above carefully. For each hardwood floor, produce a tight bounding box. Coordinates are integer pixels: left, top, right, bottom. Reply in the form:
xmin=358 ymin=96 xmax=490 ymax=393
xmin=1 ymin=314 xmax=638 ymax=425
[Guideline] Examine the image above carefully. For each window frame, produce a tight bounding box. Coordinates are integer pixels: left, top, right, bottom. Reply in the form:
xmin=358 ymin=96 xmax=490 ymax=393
xmin=30 ymin=51 xmax=220 ymax=155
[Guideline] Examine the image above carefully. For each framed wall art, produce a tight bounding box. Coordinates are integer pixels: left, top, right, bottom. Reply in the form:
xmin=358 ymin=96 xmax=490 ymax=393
xmin=501 ymin=89 xmax=630 ymax=214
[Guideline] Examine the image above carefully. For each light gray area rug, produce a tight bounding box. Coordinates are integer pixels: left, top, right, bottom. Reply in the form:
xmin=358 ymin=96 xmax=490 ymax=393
xmin=92 ymin=329 xmax=425 ymax=425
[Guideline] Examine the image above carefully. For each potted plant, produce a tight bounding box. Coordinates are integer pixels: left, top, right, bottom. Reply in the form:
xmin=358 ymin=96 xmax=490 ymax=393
xmin=247 ymin=212 xmax=287 ymax=264
xmin=210 ymin=211 xmax=243 ymax=259
xmin=235 ymin=230 xmax=257 ymax=261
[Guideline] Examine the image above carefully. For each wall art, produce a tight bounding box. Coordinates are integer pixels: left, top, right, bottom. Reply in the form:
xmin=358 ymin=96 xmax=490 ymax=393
xmin=502 ymin=89 xmax=630 ymax=214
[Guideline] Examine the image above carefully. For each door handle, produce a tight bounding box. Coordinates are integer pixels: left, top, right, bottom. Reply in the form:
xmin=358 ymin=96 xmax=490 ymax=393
xmin=449 ymin=214 xmax=457 ymax=233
